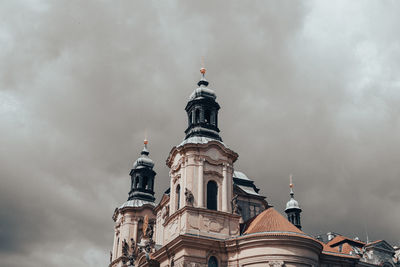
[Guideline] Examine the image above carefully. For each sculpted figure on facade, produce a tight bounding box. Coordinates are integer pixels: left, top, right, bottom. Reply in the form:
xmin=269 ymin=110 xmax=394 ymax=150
xmin=231 ymin=194 xmax=241 ymax=215
xmin=185 ymin=188 xmax=194 ymax=206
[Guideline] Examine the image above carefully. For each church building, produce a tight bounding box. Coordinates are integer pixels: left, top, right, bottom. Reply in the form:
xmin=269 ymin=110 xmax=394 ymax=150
xmin=109 ymin=68 xmax=399 ymax=267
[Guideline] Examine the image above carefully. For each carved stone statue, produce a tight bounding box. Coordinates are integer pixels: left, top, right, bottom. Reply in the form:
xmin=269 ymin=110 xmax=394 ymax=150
xmin=185 ymin=188 xmax=194 ymax=206
xmin=147 ymin=224 xmax=154 ymax=240
xmin=130 ymin=238 xmax=136 ymax=250
xmin=231 ymin=195 xmax=241 ymax=215
xmin=143 ymin=215 xmax=149 ymax=238
xmin=122 ymin=239 xmax=129 ymax=257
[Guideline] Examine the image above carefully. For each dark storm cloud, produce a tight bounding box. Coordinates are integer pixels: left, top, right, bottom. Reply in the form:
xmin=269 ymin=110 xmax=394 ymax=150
xmin=1 ymin=1 xmax=400 ymax=266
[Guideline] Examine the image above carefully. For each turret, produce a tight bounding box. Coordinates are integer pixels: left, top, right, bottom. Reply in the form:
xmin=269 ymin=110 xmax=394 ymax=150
xmin=285 ymin=175 xmax=302 ymax=230
xmin=128 ymin=139 xmax=156 ymax=203
xmin=184 ymin=68 xmax=222 ymax=141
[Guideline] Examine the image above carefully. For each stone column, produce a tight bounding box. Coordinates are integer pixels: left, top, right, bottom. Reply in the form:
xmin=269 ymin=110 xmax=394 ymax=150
xmin=222 ymin=163 xmax=228 ymax=212
xmin=132 ymin=220 xmax=138 ymax=242
xmin=227 ymin=164 xmax=232 ymax=213
xmin=179 ymin=158 xmax=185 ymax=209
xmin=198 ymin=158 xmax=204 ymax=207
xmin=170 ymin=170 xmax=175 ymax=214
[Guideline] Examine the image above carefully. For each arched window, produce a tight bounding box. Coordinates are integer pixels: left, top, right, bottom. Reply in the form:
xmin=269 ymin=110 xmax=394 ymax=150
xmin=205 ymin=109 xmax=211 ymax=123
xmin=176 ymin=185 xmax=181 ymax=210
xmin=195 ymin=109 xmax=200 ymax=123
xmin=135 ymin=175 xmax=139 ymax=188
xmin=188 ymin=113 xmax=192 ymax=126
xmin=208 ymin=256 xmax=218 ymax=267
xmin=143 ymin=176 xmax=148 ymax=189
xmin=207 ymin=181 xmax=218 ymax=210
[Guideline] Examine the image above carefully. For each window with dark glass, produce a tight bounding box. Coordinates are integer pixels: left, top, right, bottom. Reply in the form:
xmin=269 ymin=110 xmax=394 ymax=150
xmin=205 ymin=109 xmax=211 ymax=123
xmin=176 ymin=185 xmax=181 ymax=210
xmin=195 ymin=109 xmax=200 ymax=123
xmin=143 ymin=176 xmax=148 ymax=189
xmin=135 ymin=176 xmax=139 ymax=188
xmin=208 ymin=256 xmax=218 ymax=267
xmin=207 ymin=181 xmax=218 ymax=210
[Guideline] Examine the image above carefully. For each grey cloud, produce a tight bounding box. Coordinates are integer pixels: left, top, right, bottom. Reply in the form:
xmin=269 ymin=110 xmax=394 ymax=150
xmin=1 ymin=1 xmax=400 ymax=266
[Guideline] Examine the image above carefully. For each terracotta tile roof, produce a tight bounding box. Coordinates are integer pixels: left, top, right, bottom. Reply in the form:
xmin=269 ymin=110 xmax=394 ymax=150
xmin=327 ymin=235 xmax=365 ymax=247
xmin=241 ymin=208 xmax=357 ymax=260
xmin=341 ymin=243 xmax=355 ymax=254
xmin=243 ymin=207 xmax=304 ymax=235
xmin=321 ymin=242 xmax=340 ymax=253
xmin=319 ymin=241 xmax=359 ymax=259
xmin=325 ymin=234 xmax=367 ymax=258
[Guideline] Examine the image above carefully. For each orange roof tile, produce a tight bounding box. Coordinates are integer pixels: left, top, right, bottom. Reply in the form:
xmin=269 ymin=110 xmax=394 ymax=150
xmin=321 ymin=242 xmax=341 ymax=253
xmin=327 ymin=235 xmax=365 ymax=247
xmin=241 ymin=209 xmax=357 ymax=260
xmin=244 ymin=207 xmax=304 ymax=235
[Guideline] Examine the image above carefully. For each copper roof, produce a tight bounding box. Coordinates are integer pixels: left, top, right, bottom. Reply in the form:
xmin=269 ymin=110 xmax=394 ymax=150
xmin=244 ymin=207 xmax=304 ymax=235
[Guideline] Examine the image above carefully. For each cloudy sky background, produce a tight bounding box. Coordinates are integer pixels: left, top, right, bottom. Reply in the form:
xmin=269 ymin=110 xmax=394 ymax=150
xmin=1 ymin=1 xmax=400 ymax=266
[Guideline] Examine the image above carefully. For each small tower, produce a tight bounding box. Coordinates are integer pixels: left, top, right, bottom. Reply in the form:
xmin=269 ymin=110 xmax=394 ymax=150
xmin=110 ymin=140 xmax=156 ymax=267
xmin=285 ymin=175 xmax=302 ymax=230
xmin=184 ymin=68 xmax=222 ymax=141
xmin=128 ymin=139 xmax=156 ymax=202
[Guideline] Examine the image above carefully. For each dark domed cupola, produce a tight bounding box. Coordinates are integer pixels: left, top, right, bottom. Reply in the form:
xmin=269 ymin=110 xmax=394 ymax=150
xmin=184 ymin=68 xmax=222 ymax=141
xmin=128 ymin=139 xmax=156 ymax=203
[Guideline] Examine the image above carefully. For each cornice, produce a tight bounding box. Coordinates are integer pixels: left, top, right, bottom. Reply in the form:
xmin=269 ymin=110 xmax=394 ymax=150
xmin=163 ymin=205 xmax=240 ymax=227
xmin=166 ymin=141 xmax=238 ymax=168
xmin=225 ymin=233 xmax=323 ymax=255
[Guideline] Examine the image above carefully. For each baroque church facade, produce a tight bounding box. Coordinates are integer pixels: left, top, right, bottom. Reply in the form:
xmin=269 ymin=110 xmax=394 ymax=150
xmin=109 ymin=69 xmax=400 ymax=267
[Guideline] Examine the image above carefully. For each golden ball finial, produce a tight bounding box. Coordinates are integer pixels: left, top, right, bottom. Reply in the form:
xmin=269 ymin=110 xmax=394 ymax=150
xmin=200 ymin=68 xmax=206 ymax=74
xmin=144 ymin=139 xmax=148 ymax=145
xmin=290 ymin=183 xmax=293 ymax=188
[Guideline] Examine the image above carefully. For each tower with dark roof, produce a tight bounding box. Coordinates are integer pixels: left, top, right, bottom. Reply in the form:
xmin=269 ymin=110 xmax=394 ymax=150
xmin=285 ymin=176 xmax=302 ymax=230
xmin=110 ymin=140 xmax=157 ymax=266
xmin=128 ymin=140 xmax=156 ymax=203
xmin=184 ymin=68 xmax=222 ymax=141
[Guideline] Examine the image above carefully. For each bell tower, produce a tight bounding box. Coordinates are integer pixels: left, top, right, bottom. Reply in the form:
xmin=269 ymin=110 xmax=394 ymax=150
xmin=128 ymin=139 xmax=156 ymax=203
xmin=157 ymin=68 xmax=240 ymax=249
xmin=184 ymin=67 xmax=221 ymax=141
xmin=110 ymin=140 xmax=157 ymax=267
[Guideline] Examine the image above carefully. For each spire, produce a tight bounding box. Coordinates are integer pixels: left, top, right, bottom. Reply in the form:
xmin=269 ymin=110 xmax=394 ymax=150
xmin=128 ymin=139 xmax=156 ymax=203
xmin=184 ymin=67 xmax=222 ymax=141
xmin=290 ymin=174 xmax=294 ymax=197
xmin=285 ymin=174 xmax=302 ymax=230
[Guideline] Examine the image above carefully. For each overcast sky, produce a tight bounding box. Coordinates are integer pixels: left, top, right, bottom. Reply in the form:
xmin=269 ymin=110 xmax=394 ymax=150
xmin=1 ymin=1 xmax=400 ymax=266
